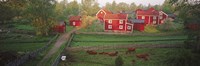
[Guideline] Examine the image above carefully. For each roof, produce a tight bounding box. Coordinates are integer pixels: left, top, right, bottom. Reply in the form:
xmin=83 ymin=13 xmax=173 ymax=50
xmin=104 ymin=14 xmax=128 ymax=19
xmin=130 ymin=19 xmax=145 ymax=23
xmin=167 ymin=14 xmax=176 ymax=18
xmin=69 ymin=16 xmax=81 ymax=21
xmin=101 ymin=9 xmax=113 ymax=14
xmin=136 ymin=7 xmax=159 ymax=15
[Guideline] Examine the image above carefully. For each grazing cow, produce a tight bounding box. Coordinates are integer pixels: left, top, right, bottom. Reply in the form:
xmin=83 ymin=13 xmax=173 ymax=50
xmin=136 ymin=53 xmax=149 ymax=61
xmin=126 ymin=47 xmax=136 ymax=54
xmin=86 ymin=50 xmax=97 ymax=55
xmin=107 ymin=51 xmax=118 ymax=56
xmin=99 ymin=52 xmax=106 ymax=55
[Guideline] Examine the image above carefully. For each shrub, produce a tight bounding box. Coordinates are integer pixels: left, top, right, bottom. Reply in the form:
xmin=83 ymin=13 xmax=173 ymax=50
xmin=157 ymin=19 xmax=183 ymax=32
xmin=144 ymin=25 xmax=159 ymax=33
xmin=115 ymin=56 xmax=124 ymax=66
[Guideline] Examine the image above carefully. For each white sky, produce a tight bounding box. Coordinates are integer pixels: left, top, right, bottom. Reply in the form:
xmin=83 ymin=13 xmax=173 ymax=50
xmin=57 ymin=0 xmax=165 ymax=7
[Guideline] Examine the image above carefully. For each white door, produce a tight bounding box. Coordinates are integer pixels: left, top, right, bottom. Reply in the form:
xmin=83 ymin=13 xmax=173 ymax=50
xmin=73 ymin=22 xmax=76 ymax=26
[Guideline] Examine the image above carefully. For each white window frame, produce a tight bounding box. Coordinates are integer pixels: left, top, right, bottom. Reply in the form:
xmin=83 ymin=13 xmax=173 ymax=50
xmin=127 ymin=26 xmax=131 ymax=30
xmin=119 ymin=20 xmax=123 ymax=24
xmin=153 ymin=21 xmax=156 ymax=24
xmin=119 ymin=25 xmax=123 ymax=29
xmin=142 ymin=16 xmax=145 ymax=19
xmin=101 ymin=11 xmax=103 ymax=14
xmin=153 ymin=16 xmax=156 ymax=19
xmin=161 ymin=20 xmax=164 ymax=23
xmin=160 ymin=12 xmax=163 ymax=16
xmin=108 ymin=20 xmax=112 ymax=24
xmin=159 ymin=16 xmax=163 ymax=19
xmin=108 ymin=25 xmax=112 ymax=29
xmin=73 ymin=22 xmax=76 ymax=25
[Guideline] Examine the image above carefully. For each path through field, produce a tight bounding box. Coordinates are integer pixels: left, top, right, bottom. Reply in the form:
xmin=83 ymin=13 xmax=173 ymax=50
xmin=37 ymin=28 xmax=77 ymax=66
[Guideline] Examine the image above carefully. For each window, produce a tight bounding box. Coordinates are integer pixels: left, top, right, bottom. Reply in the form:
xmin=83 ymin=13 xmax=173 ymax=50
xmin=108 ymin=25 xmax=112 ymax=29
xmin=101 ymin=12 xmax=103 ymax=14
xmin=127 ymin=26 xmax=131 ymax=30
xmin=161 ymin=20 xmax=164 ymax=23
xmin=119 ymin=20 xmax=123 ymax=24
xmin=73 ymin=22 xmax=76 ymax=25
xmin=119 ymin=25 xmax=123 ymax=29
xmin=153 ymin=16 xmax=156 ymax=19
xmin=142 ymin=16 xmax=145 ymax=19
xmin=153 ymin=21 xmax=156 ymax=24
xmin=160 ymin=12 xmax=163 ymax=16
xmin=160 ymin=16 xmax=163 ymax=19
xmin=108 ymin=20 xmax=112 ymax=24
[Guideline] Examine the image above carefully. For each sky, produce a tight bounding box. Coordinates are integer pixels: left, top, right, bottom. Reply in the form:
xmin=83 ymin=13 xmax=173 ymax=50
xmin=57 ymin=0 xmax=165 ymax=7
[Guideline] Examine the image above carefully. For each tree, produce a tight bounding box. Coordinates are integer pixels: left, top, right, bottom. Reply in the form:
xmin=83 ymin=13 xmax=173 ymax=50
xmin=55 ymin=0 xmax=68 ymax=20
xmin=117 ymin=2 xmax=129 ymax=12
xmin=81 ymin=0 xmax=100 ymax=16
xmin=0 ymin=0 xmax=27 ymax=24
xmin=130 ymin=2 xmax=137 ymax=11
xmin=162 ymin=0 xmax=175 ymax=13
xmin=169 ymin=0 xmax=200 ymax=52
xmin=25 ymin=0 xmax=56 ymax=36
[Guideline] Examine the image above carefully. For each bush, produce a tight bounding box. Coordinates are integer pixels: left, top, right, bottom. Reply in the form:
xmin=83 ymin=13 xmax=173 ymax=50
xmin=115 ymin=56 xmax=124 ymax=66
xmin=157 ymin=19 xmax=183 ymax=32
xmin=144 ymin=25 xmax=159 ymax=33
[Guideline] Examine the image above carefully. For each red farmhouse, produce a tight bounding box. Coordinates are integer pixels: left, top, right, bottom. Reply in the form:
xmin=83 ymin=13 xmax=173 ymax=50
xmin=104 ymin=14 xmax=133 ymax=33
xmin=96 ymin=9 xmax=113 ymax=22
xmin=53 ymin=21 xmax=66 ymax=33
xmin=135 ymin=8 xmax=168 ymax=25
xmin=69 ymin=16 xmax=82 ymax=27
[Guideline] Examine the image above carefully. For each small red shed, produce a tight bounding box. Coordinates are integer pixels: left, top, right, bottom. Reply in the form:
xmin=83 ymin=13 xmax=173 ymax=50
xmin=96 ymin=9 xmax=113 ymax=22
xmin=131 ymin=19 xmax=145 ymax=31
xmin=53 ymin=21 xmax=66 ymax=33
xmin=69 ymin=16 xmax=82 ymax=27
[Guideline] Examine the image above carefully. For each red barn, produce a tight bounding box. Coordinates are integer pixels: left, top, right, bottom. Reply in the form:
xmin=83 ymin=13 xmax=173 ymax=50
xmin=103 ymin=14 xmax=133 ymax=33
xmin=69 ymin=16 xmax=82 ymax=27
xmin=96 ymin=9 xmax=113 ymax=22
xmin=53 ymin=21 xmax=66 ymax=33
xmin=135 ymin=8 xmax=168 ymax=25
xmin=131 ymin=19 xmax=145 ymax=31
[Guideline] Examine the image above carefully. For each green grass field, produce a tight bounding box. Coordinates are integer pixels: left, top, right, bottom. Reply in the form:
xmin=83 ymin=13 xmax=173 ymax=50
xmin=71 ymin=34 xmax=186 ymax=47
xmin=59 ymin=48 xmax=194 ymax=66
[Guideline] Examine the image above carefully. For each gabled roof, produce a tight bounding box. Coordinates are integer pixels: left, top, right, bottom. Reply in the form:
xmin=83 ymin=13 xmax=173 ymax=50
xmin=136 ymin=7 xmax=159 ymax=15
xmin=69 ymin=16 xmax=81 ymax=21
xmin=104 ymin=14 xmax=128 ymax=19
xmin=130 ymin=19 xmax=145 ymax=23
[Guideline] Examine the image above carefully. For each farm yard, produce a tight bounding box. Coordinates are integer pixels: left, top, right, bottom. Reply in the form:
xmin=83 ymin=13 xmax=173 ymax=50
xmin=57 ymin=33 xmax=199 ymax=66
xmin=1 ymin=0 xmax=200 ymax=66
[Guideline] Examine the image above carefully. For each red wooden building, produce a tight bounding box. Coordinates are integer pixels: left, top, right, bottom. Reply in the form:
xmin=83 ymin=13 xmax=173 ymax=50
xmin=103 ymin=14 xmax=133 ymax=33
xmin=135 ymin=8 xmax=168 ymax=25
xmin=96 ymin=9 xmax=113 ymax=22
xmin=69 ymin=16 xmax=82 ymax=27
xmin=131 ymin=19 xmax=145 ymax=31
xmin=53 ymin=21 xmax=66 ymax=33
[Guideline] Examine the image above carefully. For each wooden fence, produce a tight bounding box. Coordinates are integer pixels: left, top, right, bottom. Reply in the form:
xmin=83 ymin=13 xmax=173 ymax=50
xmin=51 ymin=33 xmax=75 ymax=66
xmin=5 ymin=34 xmax=59 ymax=66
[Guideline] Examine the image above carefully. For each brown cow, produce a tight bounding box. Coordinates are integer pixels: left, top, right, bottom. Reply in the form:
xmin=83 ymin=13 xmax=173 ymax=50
xmin=99 ymin=52 xmax=106 ymax=55
xmin=86 ymin=50 xmax=97 ymax=55
xmin=136 ymin=53 xmax=149 ymax=61
xmin=126 ymin=47 xmax=136 ymax=54
xmin=107 ymin=51 xmax=118 ymax=56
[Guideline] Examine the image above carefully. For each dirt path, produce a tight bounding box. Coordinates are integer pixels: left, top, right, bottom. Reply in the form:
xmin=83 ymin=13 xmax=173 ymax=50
xmin=66 ymin=43 xmax=183 ymax=52
xmin=37 ymin=29 xmax=77 ymax=66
